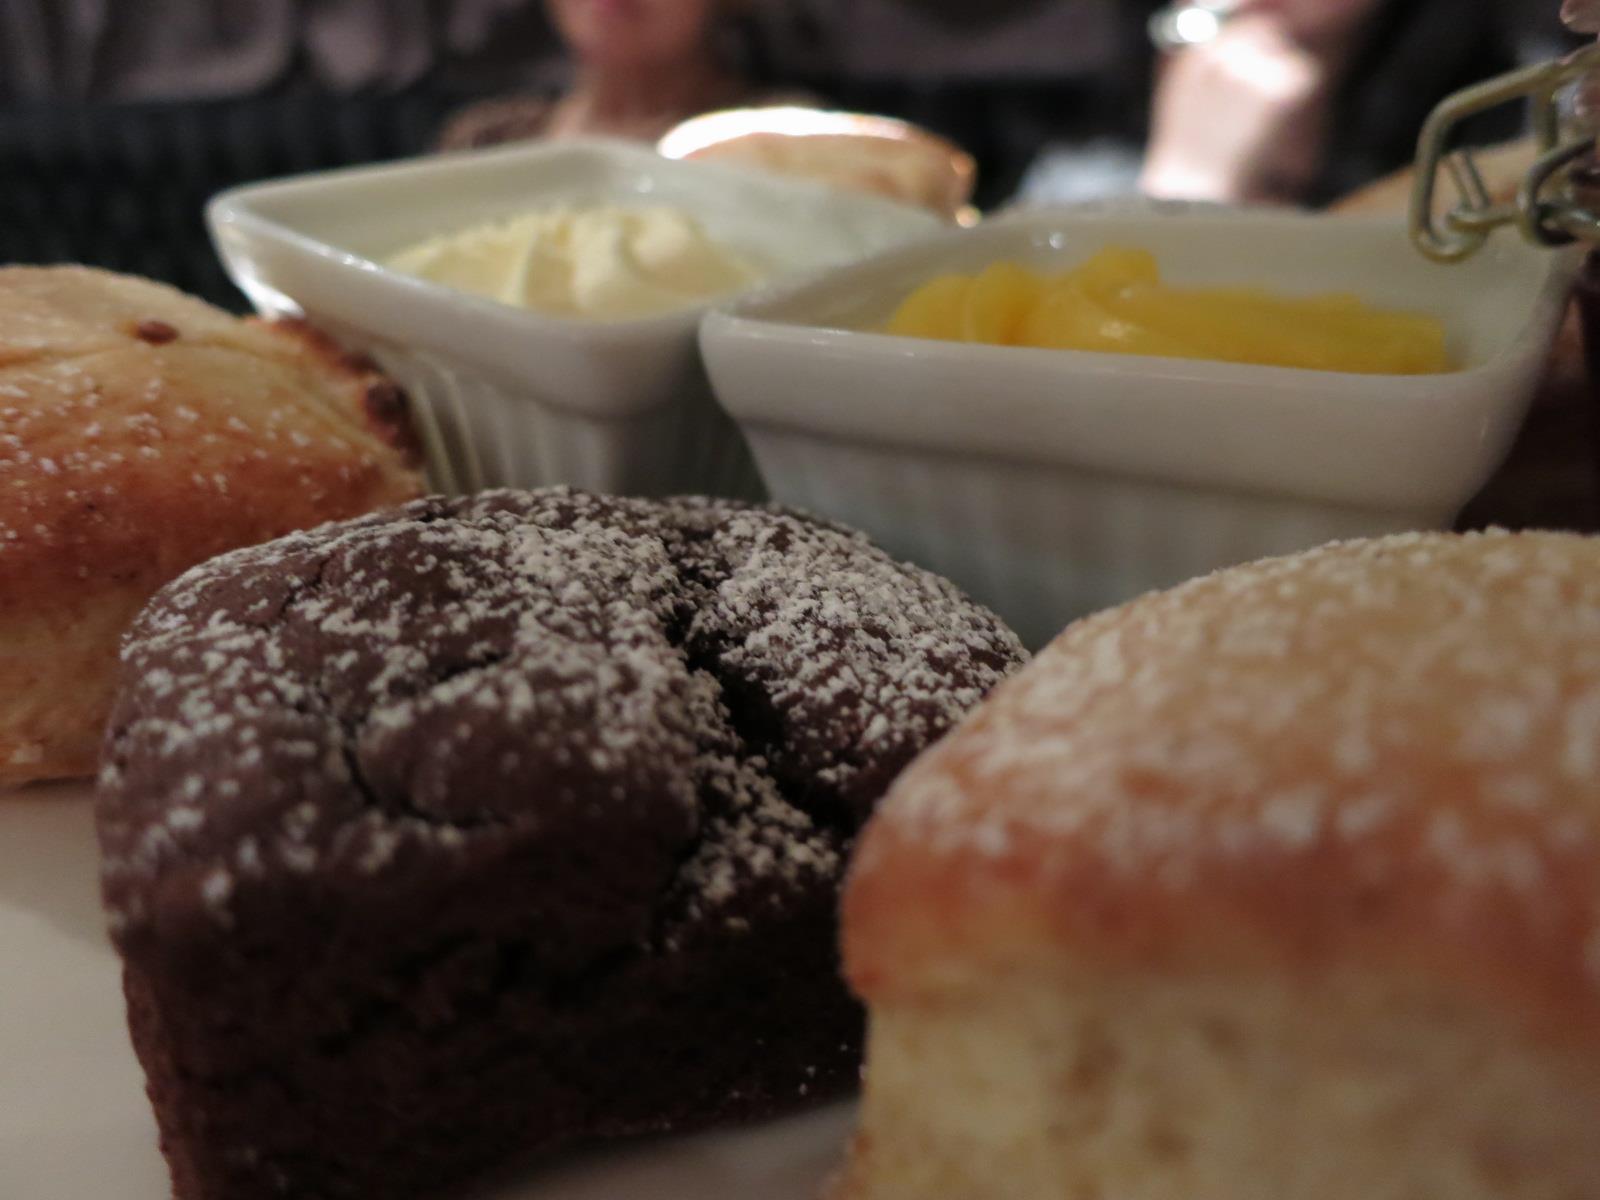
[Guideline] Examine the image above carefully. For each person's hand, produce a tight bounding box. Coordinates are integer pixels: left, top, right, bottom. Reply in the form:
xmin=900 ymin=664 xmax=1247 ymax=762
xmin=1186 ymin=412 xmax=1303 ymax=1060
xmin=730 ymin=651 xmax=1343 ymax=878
xmin=1229 ymin=0 xmax=1384 ymax=52
xmin=1139 ymin=0 xmax=1383 ymax=204
xmin=1564 ymin=0 xmax=1600 ymax=35
xmin=1562 ymin=0 xmax=1600 ymax=129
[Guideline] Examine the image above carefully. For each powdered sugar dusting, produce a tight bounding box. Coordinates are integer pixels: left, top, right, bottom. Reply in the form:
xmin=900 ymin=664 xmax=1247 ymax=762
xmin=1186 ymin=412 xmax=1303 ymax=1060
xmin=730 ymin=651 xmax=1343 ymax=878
xmin=0 ymin=265 xmax=419 ymax=579
xmin=872 ymin=530 xmax=1600 ymax=984
xmin=98 ymin=487 xmax=1023 ymax=938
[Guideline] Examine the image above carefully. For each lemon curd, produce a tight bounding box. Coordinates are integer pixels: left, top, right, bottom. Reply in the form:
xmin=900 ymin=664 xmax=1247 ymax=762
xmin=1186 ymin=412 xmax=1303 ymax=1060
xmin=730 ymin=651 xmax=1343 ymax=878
xmin=883 ymin=247 xmax=1451 ymax=374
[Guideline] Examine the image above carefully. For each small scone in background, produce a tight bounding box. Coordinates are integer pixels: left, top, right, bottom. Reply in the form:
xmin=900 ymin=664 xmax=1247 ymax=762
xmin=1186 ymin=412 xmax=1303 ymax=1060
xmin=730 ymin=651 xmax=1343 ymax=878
xmin=0 ymin=266 xmax=423 ymax=787
xmin=837 ymin=530 xmax=1600 ymax=1200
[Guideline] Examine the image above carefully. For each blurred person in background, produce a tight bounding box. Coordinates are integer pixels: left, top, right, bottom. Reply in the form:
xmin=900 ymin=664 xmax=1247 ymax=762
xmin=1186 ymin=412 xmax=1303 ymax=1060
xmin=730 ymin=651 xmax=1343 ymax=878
xmin=1006 ymin=0 xmax=1573 ymax=207
xmin=439 ymin=0 xmax=801 ymax=148
xmin=0 ymin=0 xmax=562 ymax=305
xmin=1140 ymin=0 xmax=1576 ymax=206
xmin=1142 ymin=0 xmax=1389 ymax=203
xmin=0 ymin=0 xmax=1578 ymax=305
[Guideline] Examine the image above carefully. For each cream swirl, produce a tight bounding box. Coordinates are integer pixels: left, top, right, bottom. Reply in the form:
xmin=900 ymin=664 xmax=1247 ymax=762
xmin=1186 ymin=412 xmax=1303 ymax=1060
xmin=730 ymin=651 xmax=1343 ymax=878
xmin=387 ymin=205 xmax=759 ymax=320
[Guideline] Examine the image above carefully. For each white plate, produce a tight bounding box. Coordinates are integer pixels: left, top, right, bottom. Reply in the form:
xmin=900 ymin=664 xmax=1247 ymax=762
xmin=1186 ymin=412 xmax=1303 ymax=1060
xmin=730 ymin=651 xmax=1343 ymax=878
xmin=0 ymin=782 xmax=854 ymax=1199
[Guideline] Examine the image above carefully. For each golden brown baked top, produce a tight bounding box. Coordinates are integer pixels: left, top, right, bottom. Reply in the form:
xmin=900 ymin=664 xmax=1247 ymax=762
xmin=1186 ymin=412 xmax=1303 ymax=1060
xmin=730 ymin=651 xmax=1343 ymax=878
xmin=0 ymin=266 xmax=423 ymax=607
xmin=845 ymin=531 xmax=1600 ymax=1044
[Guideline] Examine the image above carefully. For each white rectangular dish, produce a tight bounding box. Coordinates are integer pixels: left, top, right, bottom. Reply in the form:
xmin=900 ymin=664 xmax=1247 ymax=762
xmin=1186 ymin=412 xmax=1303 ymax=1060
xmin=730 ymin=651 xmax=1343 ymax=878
xmin=701 ymin=204 xmax=1578 ymax=648
xmin=208 ymin=138 xmax=939 ymax=498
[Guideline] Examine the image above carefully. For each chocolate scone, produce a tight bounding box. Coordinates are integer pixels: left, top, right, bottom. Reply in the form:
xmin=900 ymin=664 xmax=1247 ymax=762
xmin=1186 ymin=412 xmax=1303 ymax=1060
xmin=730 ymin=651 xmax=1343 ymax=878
xmin=96 ymin=487 xmax=1025 ymax=1200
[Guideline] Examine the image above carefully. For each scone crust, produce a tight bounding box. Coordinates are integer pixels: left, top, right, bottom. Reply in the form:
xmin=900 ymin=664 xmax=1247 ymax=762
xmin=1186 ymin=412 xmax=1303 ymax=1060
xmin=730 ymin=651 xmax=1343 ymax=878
xmin=846 ymin=530 xmax=1600 ymax=1045
xmin=0 ymin=266 xmax=422 ymax=784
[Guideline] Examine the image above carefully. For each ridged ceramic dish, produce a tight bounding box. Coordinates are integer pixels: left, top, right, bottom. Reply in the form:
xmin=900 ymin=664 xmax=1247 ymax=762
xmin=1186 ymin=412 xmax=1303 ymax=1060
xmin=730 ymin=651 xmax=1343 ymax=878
xmin=702 ymin=204 xmax=1578 ymax=647
xmin=207 ymin=138 xmax=939 ymax=498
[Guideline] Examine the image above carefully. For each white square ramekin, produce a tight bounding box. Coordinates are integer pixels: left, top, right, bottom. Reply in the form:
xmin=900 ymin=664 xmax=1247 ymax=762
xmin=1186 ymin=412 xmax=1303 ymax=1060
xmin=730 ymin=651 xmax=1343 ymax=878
xmin=701 ymin=204 xmax=1579 ymax=648
xmin=207 ymin=138 xmax=939 ymax=497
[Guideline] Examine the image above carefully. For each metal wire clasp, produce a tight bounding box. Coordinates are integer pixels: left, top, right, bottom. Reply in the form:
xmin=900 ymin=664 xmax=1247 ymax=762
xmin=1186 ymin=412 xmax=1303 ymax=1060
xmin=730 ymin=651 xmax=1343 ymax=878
xmin=1411 ymin=42 xmax=1600 ymax=262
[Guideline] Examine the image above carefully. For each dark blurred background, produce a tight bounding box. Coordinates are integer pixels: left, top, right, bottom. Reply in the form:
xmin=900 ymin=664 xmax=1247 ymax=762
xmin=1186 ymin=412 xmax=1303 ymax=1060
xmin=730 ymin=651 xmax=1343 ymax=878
xmin=0 ymin=0 xmax=1580 ymax=309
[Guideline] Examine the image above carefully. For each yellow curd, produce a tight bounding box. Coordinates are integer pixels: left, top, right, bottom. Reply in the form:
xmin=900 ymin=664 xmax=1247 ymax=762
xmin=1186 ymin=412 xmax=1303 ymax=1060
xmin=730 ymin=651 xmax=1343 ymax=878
xmin=884 ymin=247 xmax=1451 ymax=374
xmin=387 ymin=205 xmax=758 ymax=320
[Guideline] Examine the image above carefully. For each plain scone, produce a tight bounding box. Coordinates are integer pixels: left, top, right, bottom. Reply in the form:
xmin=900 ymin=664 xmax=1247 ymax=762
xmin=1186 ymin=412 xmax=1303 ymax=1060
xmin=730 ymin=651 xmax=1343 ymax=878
xmin=836 ymin=530 xmax=1600 ymax=1200
xmin=0 ymin=266 xmax=423 ymax=786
